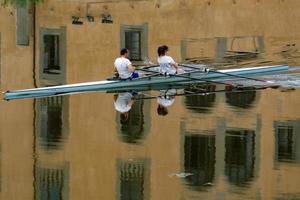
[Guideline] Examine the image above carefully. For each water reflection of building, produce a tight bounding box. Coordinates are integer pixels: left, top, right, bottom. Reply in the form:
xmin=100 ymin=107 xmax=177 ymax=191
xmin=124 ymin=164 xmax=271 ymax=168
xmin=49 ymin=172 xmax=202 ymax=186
xmin=34 ymin=96 xmax=70 ymax=199
xmin=34 ymin=162 xmax=69 ymax=200
xmin=184 ymin=84 xmax=216 ymax=113
xmin=274 ymin=120 xmax=300 ymax=164
xmin=116 ymin=94 xmax=151 ymax=144
xmin=35 ymin=96 xmax=69 ymax=150
xmin=181 ymin=36 xmax=265 ymax=66
xmin=226 ymin=90 xmax=257 ymax=109
xmin=225 ymin=129 xmax=255 ymax=186
xmin=117 ymin=158 xmax=150 ymax=200
xmin=183 ymin=132 xmax=215 ymax=189
xmin=181 ymin=111 xmax=261 ymax=197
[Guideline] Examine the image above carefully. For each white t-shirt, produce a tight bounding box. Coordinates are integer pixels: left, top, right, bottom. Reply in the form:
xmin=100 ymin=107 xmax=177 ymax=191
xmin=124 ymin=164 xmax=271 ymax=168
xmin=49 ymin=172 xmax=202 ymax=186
xmin=157 ymin=55 xmax=177 ymax=75
xmin=114 ymin=92 xmax=133 ymax=113
xmin=157 ymin=89 xmax=176 ymax=107
xmin=114 ymin=57 xmax=132 ymax=79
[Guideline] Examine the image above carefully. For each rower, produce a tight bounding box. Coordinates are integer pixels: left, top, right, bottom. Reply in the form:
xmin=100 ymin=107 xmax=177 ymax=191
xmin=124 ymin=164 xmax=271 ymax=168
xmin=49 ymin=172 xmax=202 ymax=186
xmin=157 ymin=45 xmax=184 ymax=75
xmin=114 ymin=92 xmax=136 ymax=120
xmin=157 ymin=89 xmax=176 ymax=116
xmin=114 ymin=48 xmax=139 ymax=80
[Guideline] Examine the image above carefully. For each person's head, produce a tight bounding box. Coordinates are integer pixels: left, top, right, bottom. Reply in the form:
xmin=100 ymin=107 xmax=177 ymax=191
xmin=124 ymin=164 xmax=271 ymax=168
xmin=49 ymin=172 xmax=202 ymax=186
xmin=157 ymin=104 xmax=168 ymax=116
xmin=120 ymin=48 xmax=129 ymax=58
xmin=120 ymin=112 xmax=129 ymax=122
xmin=157 ymin=45 xmax=169 ymax=57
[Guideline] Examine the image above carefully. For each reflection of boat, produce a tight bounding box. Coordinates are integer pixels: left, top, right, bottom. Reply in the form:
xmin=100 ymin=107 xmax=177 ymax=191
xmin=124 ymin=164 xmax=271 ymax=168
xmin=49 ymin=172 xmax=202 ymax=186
xmin=4 ymin=65 xmax=288 ymax=100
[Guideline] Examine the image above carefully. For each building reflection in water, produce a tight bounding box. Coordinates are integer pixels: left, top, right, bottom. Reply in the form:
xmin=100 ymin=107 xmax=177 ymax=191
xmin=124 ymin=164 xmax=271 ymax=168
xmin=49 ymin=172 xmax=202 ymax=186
xmin=183 ymin=133 xmax=216 ymax=189
xmin=34 ymin=162 xmax=69 ymax=200
xmin=116 ymin=94 xmax=150 ymax=144
xmin=226 ymin=89 xmax=257 ymax=109
xmin=225 ymin=129 xmax=255 ymax=186
xmin=35 ymin=96 xmax=69 ymax=150
xmin=117 ymin=158 xmax=150 ymax=200
xmin=34 ymin=96 xmax=70 ymax=199
xmin=184 ymin=84 xmax=216 ymax=113
xmin=274 ymin=120 xmax=300 ymax=163
xmin=181 ymin=36 xmax=264 ymax=67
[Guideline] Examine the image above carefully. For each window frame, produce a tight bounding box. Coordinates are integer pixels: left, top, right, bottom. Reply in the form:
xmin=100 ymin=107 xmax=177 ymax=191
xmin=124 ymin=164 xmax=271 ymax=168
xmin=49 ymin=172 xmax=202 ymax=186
xmin=120 ymin=23 xmax=148 ymax=65
xmin=40 ymin=27 xmax=66 ymax=85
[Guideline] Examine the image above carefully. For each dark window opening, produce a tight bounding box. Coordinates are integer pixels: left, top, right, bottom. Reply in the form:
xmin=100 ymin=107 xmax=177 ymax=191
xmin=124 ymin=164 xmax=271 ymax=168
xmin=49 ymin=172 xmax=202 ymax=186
xmin=225 ymin=129 xmax=255 ymax=186
xmin=43 ymin=35 xmax=60 ymax=74
xmin=101 ymin=14 xmax=113 ymax=23
xmin=277 ymin=126 xmax=295 ymax=161
xmin=34 ymin=164 xmax=69 ymax=200
xmin=38 ymin=97 xmax=64 ymax=151
xmin=125 ymin=31 xmax=142 ymax=61
xmin=184 ymin=134 xmax=215 ymax=188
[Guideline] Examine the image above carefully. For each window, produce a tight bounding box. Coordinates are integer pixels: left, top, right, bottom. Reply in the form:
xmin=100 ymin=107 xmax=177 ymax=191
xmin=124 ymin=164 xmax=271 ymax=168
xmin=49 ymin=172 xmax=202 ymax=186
xmin=125 ymin=31 xmax=141 ymax=61
xmin=121 ymin=24 xmax=148 ymax=63
xmin=43 ymin=35 xmax=60 ymax=74
xmin=40 ymin=27 xmax=66 ymax=85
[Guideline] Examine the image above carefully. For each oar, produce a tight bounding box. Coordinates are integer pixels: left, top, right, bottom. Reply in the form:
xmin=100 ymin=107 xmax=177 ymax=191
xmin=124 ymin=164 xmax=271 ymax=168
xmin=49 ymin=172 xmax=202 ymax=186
xmin=179 ymin=64 xmax=274 ymax=83
xmin=138 ymin=68 xmax=237 ymax=87
xmin=134 ymin=85 xmax=275 ymax=101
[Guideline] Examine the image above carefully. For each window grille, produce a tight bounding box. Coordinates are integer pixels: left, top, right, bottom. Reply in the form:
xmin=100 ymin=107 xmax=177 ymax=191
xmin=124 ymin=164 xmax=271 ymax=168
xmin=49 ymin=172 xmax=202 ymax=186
xmin=125 ymin=31 xmax=142 ymax=61
xmin=43 ymin=35 xmax=60 ymax=74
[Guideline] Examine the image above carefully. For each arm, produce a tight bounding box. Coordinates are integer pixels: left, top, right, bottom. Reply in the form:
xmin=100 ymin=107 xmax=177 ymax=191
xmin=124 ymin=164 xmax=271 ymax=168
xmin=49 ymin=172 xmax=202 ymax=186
xmin=125 ymin=59 xmax=136 ymax=72
xmin=171 ymin=62 xmax=179 ymax=70
xmin=127 ymin=64 xmax=136 ymax=73
xmin=169 ymin=56 xmax=178 ymax=70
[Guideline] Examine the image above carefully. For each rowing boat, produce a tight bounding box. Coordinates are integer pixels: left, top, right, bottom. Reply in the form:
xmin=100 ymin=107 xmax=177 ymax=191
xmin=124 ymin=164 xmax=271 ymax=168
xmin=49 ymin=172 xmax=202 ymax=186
xmin=3 ymin=65 xmax=289 ymax=100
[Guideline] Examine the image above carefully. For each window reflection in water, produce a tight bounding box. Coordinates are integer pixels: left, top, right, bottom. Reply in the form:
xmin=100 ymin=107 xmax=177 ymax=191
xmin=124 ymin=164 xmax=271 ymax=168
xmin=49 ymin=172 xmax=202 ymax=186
xmin=34 ymin=162 xmax=69 ymax=200
xmin=225 ymin=129 xmax=255 ymax=186
xmin=226 ymin=89 xmax=257 ymax=109
xmin=183 ymin=134 xmax=215 ymax=189
xmin=181 ymin=36 xmax=264 ymax=66
xmin=274 ymin=120 xmax=300 ymax=163
xmin=35 ymin=96 xmax=68 ymax=150
xmin=117 ymin=159 xmax=150 ymax=200
xmin=184 ymin=84 xmax=216 ymax=113
xmin=116 ymin=94 xmax=150 ymax=144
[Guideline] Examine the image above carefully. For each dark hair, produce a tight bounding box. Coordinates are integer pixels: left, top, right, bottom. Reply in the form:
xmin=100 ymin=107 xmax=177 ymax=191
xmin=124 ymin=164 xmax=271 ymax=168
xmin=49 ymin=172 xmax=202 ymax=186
xmin=157 ymin=45 xmax=169 ymax=56
xmin=120 ymin=48 xmax=129 ymax=55
xmin=157 ymin=104 xmax=168 ymax=116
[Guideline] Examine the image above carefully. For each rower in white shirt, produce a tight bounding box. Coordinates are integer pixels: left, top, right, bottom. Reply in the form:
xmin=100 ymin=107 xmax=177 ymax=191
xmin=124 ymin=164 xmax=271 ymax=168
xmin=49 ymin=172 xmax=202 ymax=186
xmin=114 ymin=48 xmax=139 ymax=79
xmin=157 ymin=45 xmax=184 ymax=75
xmin=157 ymin=89 xmax=177 ymax=116
xmin=114 ymin=92 xmax=135 ymax=113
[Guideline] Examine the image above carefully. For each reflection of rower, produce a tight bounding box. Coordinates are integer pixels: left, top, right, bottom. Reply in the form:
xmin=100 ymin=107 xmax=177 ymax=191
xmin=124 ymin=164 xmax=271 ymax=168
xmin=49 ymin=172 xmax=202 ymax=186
xmin=114 ymin=92 xmax=136 ymax=119
xmin=157 ymin=89 xmax=177 ymax=116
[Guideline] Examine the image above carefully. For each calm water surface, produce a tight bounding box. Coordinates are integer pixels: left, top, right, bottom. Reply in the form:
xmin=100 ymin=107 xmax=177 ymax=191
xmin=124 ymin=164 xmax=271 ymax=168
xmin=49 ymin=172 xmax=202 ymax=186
xmin=1 ymin=76 xmax=300 ymax=200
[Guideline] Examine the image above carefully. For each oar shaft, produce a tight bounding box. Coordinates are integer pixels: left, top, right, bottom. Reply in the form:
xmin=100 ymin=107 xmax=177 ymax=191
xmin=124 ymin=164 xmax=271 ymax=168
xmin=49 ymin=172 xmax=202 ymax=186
xmin=134 ymin=85 xmax=272 ymax=101
xmin=179 ymin=64 xmax=268 ymax=83
xmin=139 ymin=67 xmax=234 ymax=87
xmin=171 ymin=73 xmax=234 ymax=86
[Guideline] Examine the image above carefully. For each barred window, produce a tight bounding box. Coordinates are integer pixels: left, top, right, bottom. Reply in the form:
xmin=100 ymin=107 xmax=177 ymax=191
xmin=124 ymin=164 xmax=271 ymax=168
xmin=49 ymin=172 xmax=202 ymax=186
xmin=120 ymin=24 xmax=148 ymax=63
xmin=125 ymin=31 xmax=142 ymax=61
xmin=43 ymin=35 xmax=60 ymax=74
xmin=40 ymin=27 xmax=66 ymax=85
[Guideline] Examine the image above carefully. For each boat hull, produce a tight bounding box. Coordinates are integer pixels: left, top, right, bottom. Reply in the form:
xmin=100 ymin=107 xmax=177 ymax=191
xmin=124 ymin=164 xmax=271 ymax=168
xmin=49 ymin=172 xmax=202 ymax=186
xmin=3 ymin=65 xmax=289 ymax=100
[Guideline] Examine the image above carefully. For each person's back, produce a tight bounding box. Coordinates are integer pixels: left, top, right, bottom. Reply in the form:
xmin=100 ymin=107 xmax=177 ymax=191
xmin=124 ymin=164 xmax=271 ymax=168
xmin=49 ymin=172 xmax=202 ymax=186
xmin=157 ymin=45 xmax=181 ymax=75
xmin=157 ymin=55 xmax=177 ymax=75
xmin=114 ymin=48 xmax=139 ymax=79
xmin=114 ymin=57 xmax=132 ymax=79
